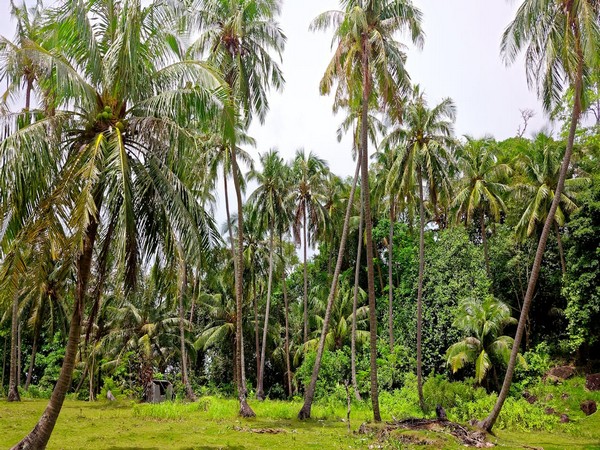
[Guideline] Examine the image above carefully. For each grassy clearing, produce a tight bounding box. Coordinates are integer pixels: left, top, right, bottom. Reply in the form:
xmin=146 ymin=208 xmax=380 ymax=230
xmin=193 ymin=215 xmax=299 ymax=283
xmin=1 ymin=384 xmax=599 ymax=449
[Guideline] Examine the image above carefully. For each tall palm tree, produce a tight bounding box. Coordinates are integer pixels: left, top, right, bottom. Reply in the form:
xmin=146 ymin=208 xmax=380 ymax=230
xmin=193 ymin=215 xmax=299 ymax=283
xmin=247 ymin=149 xmax=290 ymax=400
xmin=453 ymin=137 xmax=511 ymax=275
xmin=310 ymin=0 xmax=423 ymax=421
xmin=385 ymin=87 xmax=456 ymax=412
xmin=290 ymin=149 xmax=328 ymax=344
xmin=2 ymin=1 xmax=222 ymax=446
xmin=191 ymin=0 xmax=285 ymax=416
xmin=479 ymin=0 xmax=600 ymax=432
xmin=514 ymin=133 xmax=588 ymax=275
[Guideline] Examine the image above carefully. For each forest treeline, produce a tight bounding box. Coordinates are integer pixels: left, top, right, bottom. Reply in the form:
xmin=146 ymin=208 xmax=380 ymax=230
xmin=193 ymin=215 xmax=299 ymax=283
xmin=0 ymin=0 xmax=599 ymax=448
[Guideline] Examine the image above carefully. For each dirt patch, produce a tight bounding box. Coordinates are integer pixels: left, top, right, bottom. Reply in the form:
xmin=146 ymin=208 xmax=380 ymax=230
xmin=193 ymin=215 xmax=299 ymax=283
xmin=232 ymin=426 xmax=287 ymax=434
xmin=359 ymin=419 xmax=493 ymax=448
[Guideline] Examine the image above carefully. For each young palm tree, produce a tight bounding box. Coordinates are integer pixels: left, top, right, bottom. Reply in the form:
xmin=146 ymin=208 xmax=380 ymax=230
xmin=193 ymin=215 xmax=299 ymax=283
xmin=453 ymin=137 xmax=511 ymax=275
xmin=514 ymin=133 xmax=588 ymax=275
xmin=446 ymin=296 xmax=522 ymax=387
xmin=290 ymin=149 xmax=328 ymax=344
xmin=385 ymin=87 xmax=456 ymax=412
xmin=191 ymin=0 xmax=285 ymax=416
xmin=247 ymin=149 xmax=290 ymax=400
xmin=310 ymin=0 xmax=424 ymax=421
xmin=1 ymin=1 xmax=223 ymax=446
xmin=479 ymin=0 xmax=600 ymax=432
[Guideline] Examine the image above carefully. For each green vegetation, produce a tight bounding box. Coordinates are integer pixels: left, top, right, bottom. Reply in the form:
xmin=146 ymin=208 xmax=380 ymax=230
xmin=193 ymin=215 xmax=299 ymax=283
xmin=0 ymin=0 xmax=599 ymax=448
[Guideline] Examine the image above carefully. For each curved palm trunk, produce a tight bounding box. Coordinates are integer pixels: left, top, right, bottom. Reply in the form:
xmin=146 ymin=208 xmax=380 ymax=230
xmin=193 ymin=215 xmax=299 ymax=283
xmin=230 ymin=147 xmax=255 ymax=418
xmin=479 ymin=53 xmax=584 ymax=433
xmin=13 ymin=217 xmax=99 ymax=449
xmin=351 ymin=178 xmax=364 ymax=402
xmin=298 ymin=154 xmax=361 ymax=420
xmin=303 ymin=210 xmax=309 ymax=343
xmin=388 ymin=203 xmax=395 ymax=350
xmin=256 ymin=220 xmax=275 ymax=400
xmin=416 ymin=169 xmax=426 ymax=413
xmin=7 ymin=293 xmax=20 ymax=402
xmin=361 ymin=42 xmax=381 ymax=422
xmin=554 ymin=222 xmax=566 ymax=276
xmin=178 ymin=259 xmax=196 ymax=401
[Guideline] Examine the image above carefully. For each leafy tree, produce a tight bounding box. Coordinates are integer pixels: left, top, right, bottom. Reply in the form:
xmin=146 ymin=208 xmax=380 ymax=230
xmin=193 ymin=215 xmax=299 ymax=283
xmin=563 ymin=174 xmax=600 ymax=361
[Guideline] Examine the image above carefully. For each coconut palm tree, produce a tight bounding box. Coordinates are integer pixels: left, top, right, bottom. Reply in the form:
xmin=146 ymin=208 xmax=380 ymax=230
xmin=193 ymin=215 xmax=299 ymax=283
xmin=2 ymin=0 xmax=223 ymax=446
xmin=385 ymin=87 xmax=456 ymax=412
xmin=480 ymin=0 xmax=600 ymax=432
xmin=247 ymin=149 xmax=290 ymax=400
xmin=446 ymin=296 xmax=522 ymax=387
xmin=191 ymin=0 xmax=285 ymax=416
xmin=514 ymin=133 xmax=588 ymax=275
xmin=309 ymin=0 xmax=424 ymax=421
xmin=453 ymin=137 xmax=511 ymax=276
xmin=290 ymin=149 xmax=328 ymax=344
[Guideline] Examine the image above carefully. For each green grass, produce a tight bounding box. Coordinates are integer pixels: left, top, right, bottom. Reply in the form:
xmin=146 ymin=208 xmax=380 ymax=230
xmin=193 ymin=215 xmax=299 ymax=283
xmin=1 ymin=391 xmax=599 ymax=449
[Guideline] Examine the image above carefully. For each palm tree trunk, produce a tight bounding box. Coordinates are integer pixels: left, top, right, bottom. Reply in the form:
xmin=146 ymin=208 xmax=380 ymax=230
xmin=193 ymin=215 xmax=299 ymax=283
xmin=388 ymin=203 xmax=395 ymax=350
xmin=8 ymin=293 xmax=20 ymax=402
xmin=1 ymin=336 xmax=7 ymax=394
xmin=88 ymin=354 xmax=95 ymax=402
xmin=352 ymin=175 xmax=364 ymax=402
xmin=298 ymin=152 xmax=361 ymax=420
xmin=253 ymin=269 xmax=260 ymax=382
xmin=178 ymin=259 xmax=196 ymax=401
xmin=230 ymin=146 xmax=255 ymax=418
xmin=303 ymin=209 xmax=309 ymax=343
xmin=223 ymin=166 xmax=237 ymax=266
xmin=17 ymin=322 xmax=21 ymax=388
xmin=13 ymin=216 xmax=99 ymax=449
xmin=257 ymin=220 xmax=275 ymax=400
xmin=416 ymin=169 xmax=426 ymax=413
xmin=481 ymin=209 xmax=490 ymax=277
xmin=361 ymin=41 xmax=381 ymax=422
xmin=25 ymin=300 xmax=46 ymax=390
xmin=282 ymin=268 xmax=292 ymax=398
xmin=554 ymin=222 xmax=566 ymax=276
xmin=479 ymin=49 xmax=584 ymax=433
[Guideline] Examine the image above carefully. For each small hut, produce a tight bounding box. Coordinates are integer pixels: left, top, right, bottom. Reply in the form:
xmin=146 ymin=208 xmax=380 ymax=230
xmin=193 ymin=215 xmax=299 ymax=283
xmin=146 ymin=379 xmax=174 ymax=403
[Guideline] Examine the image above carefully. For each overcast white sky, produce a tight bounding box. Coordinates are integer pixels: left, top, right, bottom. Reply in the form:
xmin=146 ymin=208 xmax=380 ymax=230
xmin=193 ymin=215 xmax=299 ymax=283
xmin=0 ymin=0 xmax=550 ymax=224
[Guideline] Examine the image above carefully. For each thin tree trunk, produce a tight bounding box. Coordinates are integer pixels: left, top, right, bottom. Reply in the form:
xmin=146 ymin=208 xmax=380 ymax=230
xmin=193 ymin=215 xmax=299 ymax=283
xmin=257 ymin=220 xmax=275 ymax=400
xmin=8 ymin=293 xmax=20 ymax=402
xmin=479 ymin=48 xmax=583 ymax=433
xmin=25 ymin=301 xmax=45 ymax=390
xmin=555 ymin=222 xmax=566 ymax=276
xmin=352 ymin=172 xmax=364 ymax=402
xmin=361 ymin=40 xmax=381 ymax=422
xmin=13 ymin=216 xmax=99 ymax=449
xmin=230 ymin=146 xmax=255 ymax=418
xmin=481 ymin=209 xmax=490 ymax=277
xmin=253 ymin=269 xmax=260 ymax=382
xmin=178 ymin=258 xmax=196 ymax=401
xmin=388 ymin=203 xmax=395 ymax=350
xmin=1 ymin=336 xmax=7 ymax=394
xmin=303 ymin=210 xmax=309 ymax=343
xmin=298 ymin=153 xmax=361 ymax=420
xmin=17 ymin=322 xmax=21 ymax=388
xmin=416 ymin=169 xmax=426 ymax=413
xmin=282 ymin=266 xmax=292 ymax=398
xmin=88 ymin=355 xmax=95 ymax=402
